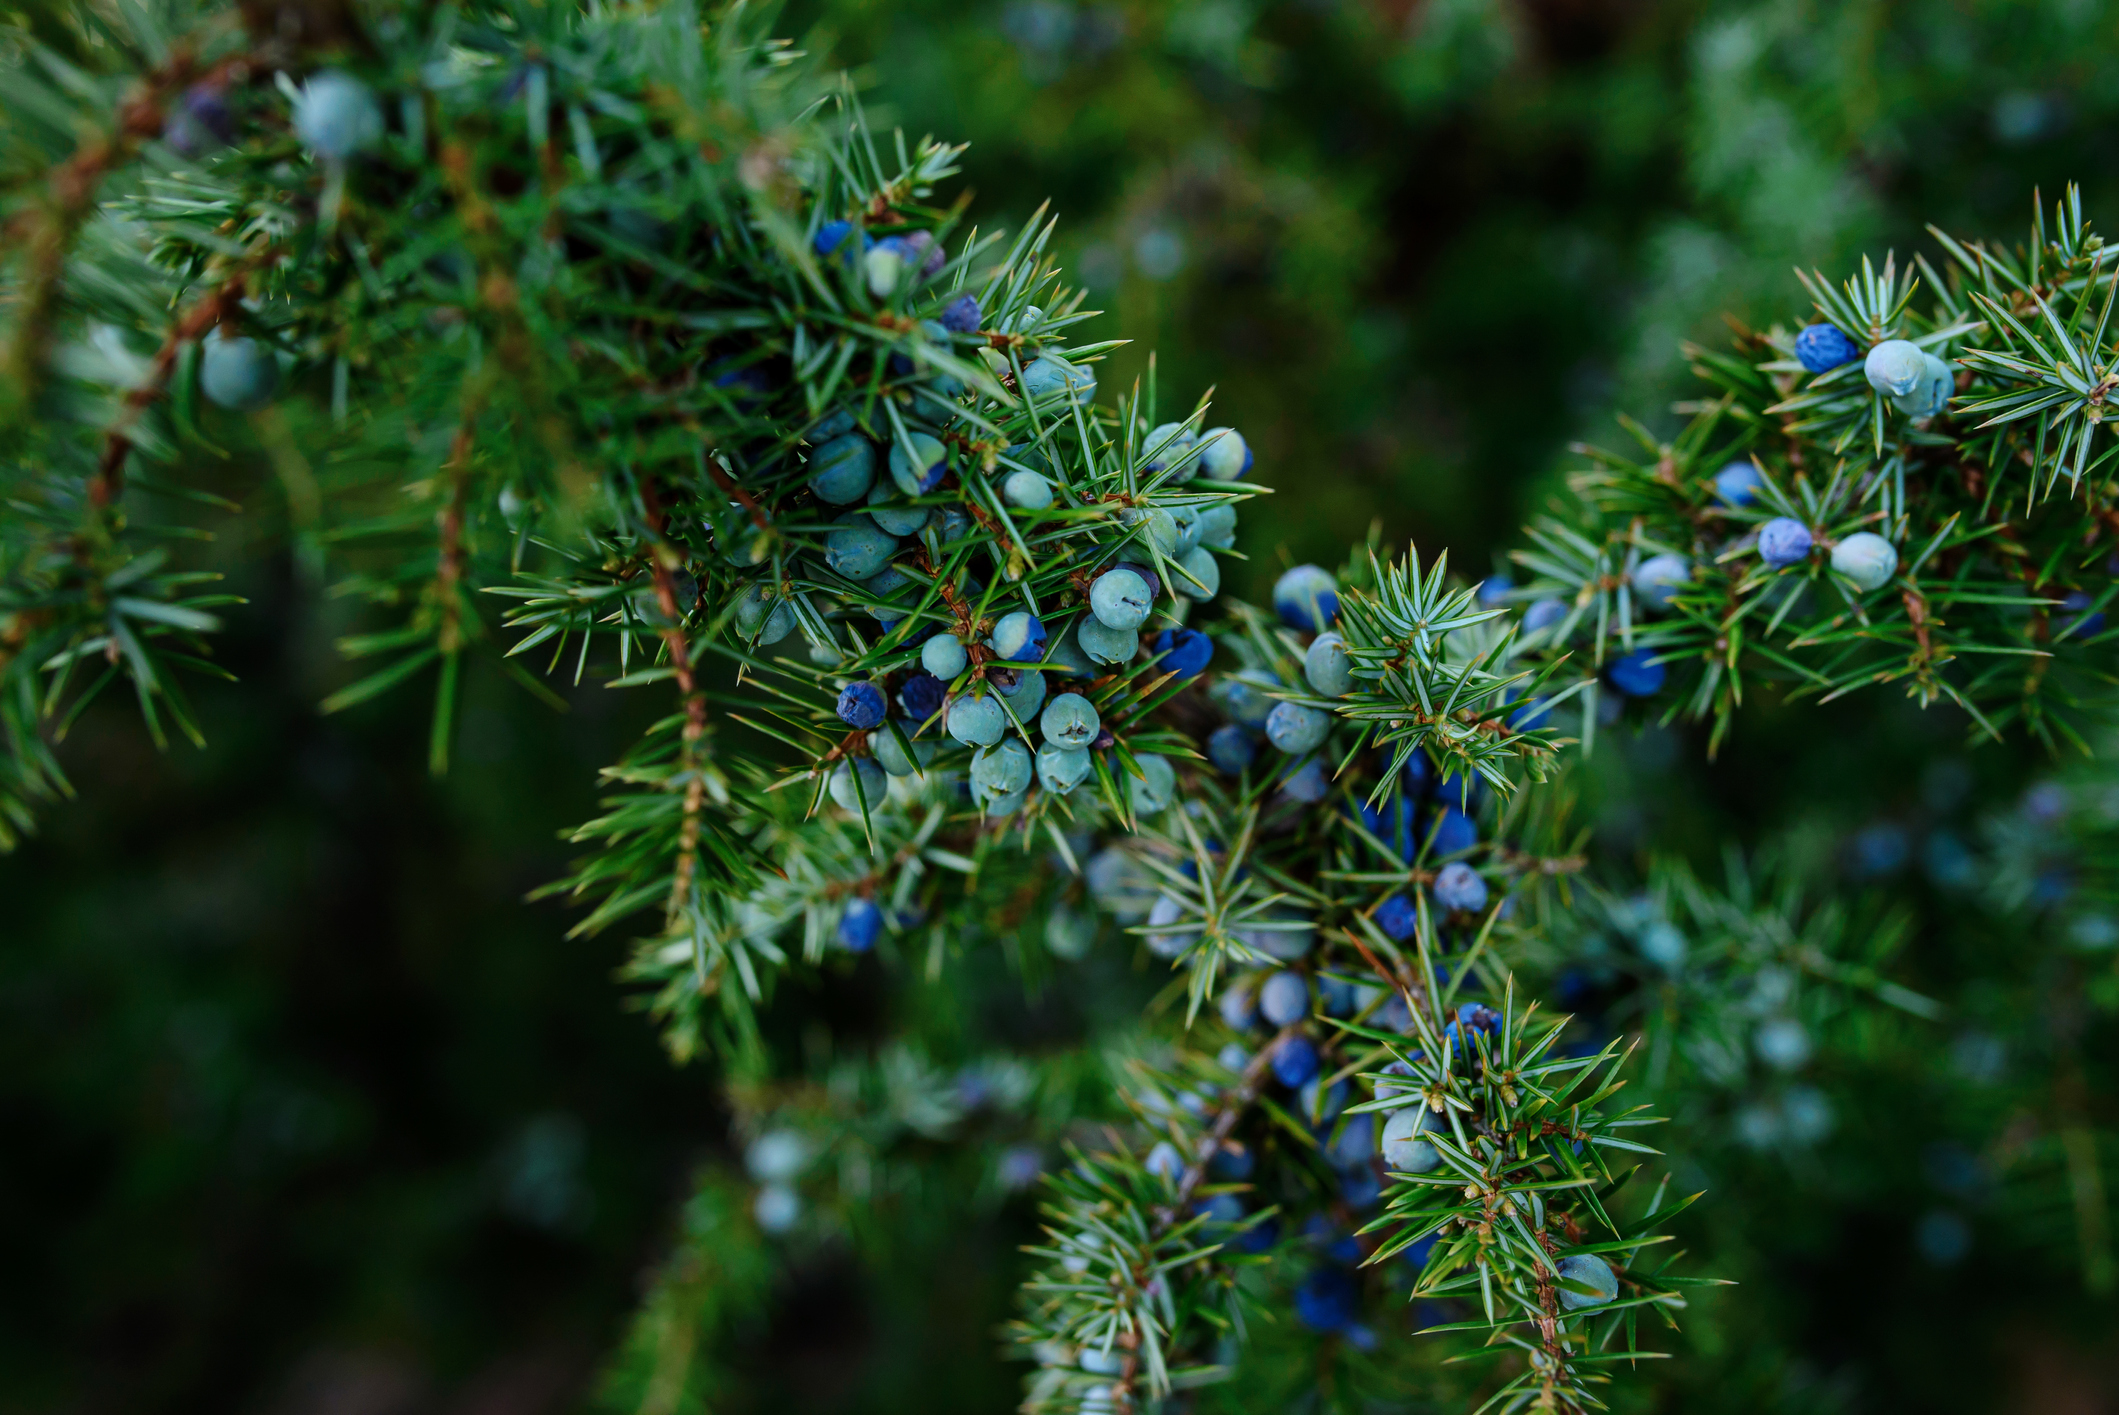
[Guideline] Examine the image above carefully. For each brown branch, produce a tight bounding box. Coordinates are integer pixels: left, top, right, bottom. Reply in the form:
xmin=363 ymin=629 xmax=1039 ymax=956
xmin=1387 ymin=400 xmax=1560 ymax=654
xmin=2 ymin=50 xmax=250 ymax=419
xmin=639 ymin=476 xmax=711 ymax=925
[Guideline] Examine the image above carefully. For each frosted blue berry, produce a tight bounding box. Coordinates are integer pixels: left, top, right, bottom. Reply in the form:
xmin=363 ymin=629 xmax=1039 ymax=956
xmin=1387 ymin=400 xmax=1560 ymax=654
xmin=1382 ymin=1107 xmax=1439 ymax=1172
xmin=940 ymin=293 xmax=981 ymax=333
xmin=1427 ymin=806 xmax=1477 ymax=857
xmin=922 ymin=632 xmax=967 ymax=679
xmin=1003 ymin=470 xmax=1053 ymax=509
xmin=1196 ymin=503 xmax=1238 ymax=549
xmin=1830 ymin=532 xmax=1898 ymax=591
xmin=1207 ymin=724 xmax=1256 ymax=776
xmin=1219 ymin=978 xmax=1259 ymax=1029
xmin=896 ymin=672 xmax=946 ymax=722
xmin=1090 ymin=568 xmax=1153 ymax=630
xmin=1037 ymin=621 xmax=1091 ymax=675
xmin=1171 ymin=546 xmax=1220 ymax=601
xmin=1522 ymin=597 xmax=1567 ymax=634
xmin=1036 ymin=741 xmax=1093 ymax=794
xmin=824 ymin=517 xmax=898 ymax=580
xmin=1211 ymin=671 xmax=1279 ymax=728
xmin=1197 ymin=426 xmax=1252 ymax=480
xmin=1020 ymin=356 xmax=1095 ymax=405
xmin=1630 ymin=553 xmax=1689 ymax=612
xmin=1374 ymin=894 xmax=1417 ymax=941
xmin=1142 ymin=422 xmax=1198 ymax=474
xmin=829 ymin=758 xmax=887 ymax=812
xmin=1122 ymin=506 xmax=1181 ymax=556
xmin=293 ymin=71 xmax=383 ymax=160
xmin=1606 ymin=649 xmax=1665 ymax=697
xmin=988 ymin=611 xmax=1048 ymax=661
xmin=838 ymin=898 xmax=884 ymax=952
xmin=1041 ymin=692 xmax=1100 ymax=748
xmin=1713 ymin=459 xmax=1763 ymax=506
xmin=734 ymin=584 xmax=796 ymax=645
xmin=1170 ymin=505 xmax=1204 ymax=555
xmin=1304 ymin=632 xmax=1353 ymax=696
xmin=1864 ymin=339 xmax=1925 ymax=397
xmin=807 ymin=435 xmax=874 ymax=505
xmin=1271 ymin=1035 xmax=1320 ymax=1088
xmin=1273 ymin=565 xmax=1339 ymax=630
xmin=1476 ymin=575 xmax=1512 ymax=608
xmin=888 ymin=432 xmax=948 ymax=495
xmin=813 ymin=219 xmax=855 ymax=256
xmin=1758 ymin=517 xmax=1814 ymax=567
xmin=1293 ymin=1267 xmax=1358 ymax=1333
xmin=971 ymin=738 xmax=1033 ymax=801
xmin=946 ymin=693 xmax=1007 ymax=747
xmin=1259 ymin=971 xmax=1309 ymax=1026
xmin=753 ymin=1184 xmax=801 ymax=1232
xmin=863 ymin=480 xmax=929 ymax=537
xmin=1432 ymin=861 xmax=1488 ymax=913
xmin=837 ymin=681 xmax=887 ymax=729
xmin=198 ymin=333 xmax=279 ymax=411
xmin=995 ymin=667 xmax=1046 ymax=720
xmin=870 ymin=729 xmax=933 ymax=777
xmin=1077 ymin=616 xmax=1138 ymax=665
xmin=1555 ymin=1253 xmax=1618 ymax=1311
xmin=1145 ymin=893 xmax=1197 ymax=958
xmin=1894 ymin=352 xmax=1953 ymax=418
xmin=1280 ymin=758 xmax=1329 ymax=803
xmin=984 ymin=785 xmax=1029 ymax=819
xmin=1150 ymin=627 xmax=1212 ymax=677
xmin=1265 ymin=701 xmax=1330 ymax=755
xmin=1130 ymin=755 xmax=1176 ymax=815
xmin=1794 ymin=323 xmax=1860 ymax=373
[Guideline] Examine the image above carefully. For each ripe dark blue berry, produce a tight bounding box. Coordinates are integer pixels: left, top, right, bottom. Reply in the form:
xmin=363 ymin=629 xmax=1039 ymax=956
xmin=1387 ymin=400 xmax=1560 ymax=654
xmin=1375 ymin=894 xmax=1417 ymax=941
xmin=1151 ymin=627 xmax=1213 ymax=677
xmin=837 ymin=682 xmax=887 ymax=729
xmin=1271 ymin=1035 xmax=1321 ymax=1087
xmin=1758 ymin=517 xmax=1814 ymax=567
xmin=897 ymin=672 xmax=946 ymax=722
xmin=814 ymin=219 xmax=855 ymax=256
xmin=838 ymin=898 xmax=884 ymax=952
xmin=1293 ymin=1267 xmax=1359 ymax=1333
xmin=1713 ymin=459 xmax=1763 ymax=506
xmin=1427 ymin=806 xmax=1477 ymax=858
xmin=940 ymin=293 xmax=982 ymax=333
xmin=1606 ymin=649 xmax=1666 ymax=698
xmin=1794 ymin=323 xmax=1860 ymax=373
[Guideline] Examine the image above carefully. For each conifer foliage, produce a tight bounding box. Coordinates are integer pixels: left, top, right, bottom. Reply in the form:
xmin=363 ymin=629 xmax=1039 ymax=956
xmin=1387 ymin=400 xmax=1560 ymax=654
xmin=3 ymin=0 xmax=2114 ymax=1409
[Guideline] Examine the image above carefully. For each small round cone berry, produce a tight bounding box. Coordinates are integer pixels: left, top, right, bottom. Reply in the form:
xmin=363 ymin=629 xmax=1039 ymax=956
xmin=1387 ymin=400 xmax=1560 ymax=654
xmin=1864 ymin=339 xmax=1926 ymax=397
xmin=1090 ymin=568 xmax=1153 ymax=630
xmin=1040 ymin=693 xmax=1099 ymax=748
xmin=1273 ymin=565 xmax=1339 ymax=630
xmin=1714 ymin=459 xmax=1763 ymax=506
xmin=1794 ymin=323 xmax=1860 ymax=373
xmin=837 ymin=898 xmax=884 ymax=952
xmin=1631 ymin=553 xmax=1690 ymax=612
xmin=921 ymin=632 xmax=967 ymax=679
xmin=836 ymin=682 xmax=887 ymax=729
xmin=1831 ymin=532 xmax=1898 ymax=591
xmin=1432 ymin=861 xmax=1488 ymax=913
xmin=1556 ymin=1253 xmax=1619 ymax=1311
xmin=1304 ymin=632 xmax=1353 ymax=696
xmin=1758 ymin=517 xmax=1814 ymax=567
xmin=946 ymin=694 xmax=1007 ymax=747
xmin=1207 ymin=725 xmax=1256 ymax=776
xmin=199 ymin=334 xmax=279 ymax=411
xmin=1259 ymin=972 xmax=1309 ymax=1025
xmin=1151 ymin=627 xmax=1213 ymax=677
xmin=1607 ymin=649 xmax=1666 ymax=697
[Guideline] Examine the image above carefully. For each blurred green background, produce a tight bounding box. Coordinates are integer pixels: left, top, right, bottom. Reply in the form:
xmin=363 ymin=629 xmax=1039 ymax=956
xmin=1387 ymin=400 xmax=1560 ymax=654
xmin=7 ymin=0 xmax=2119 ymax=1410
